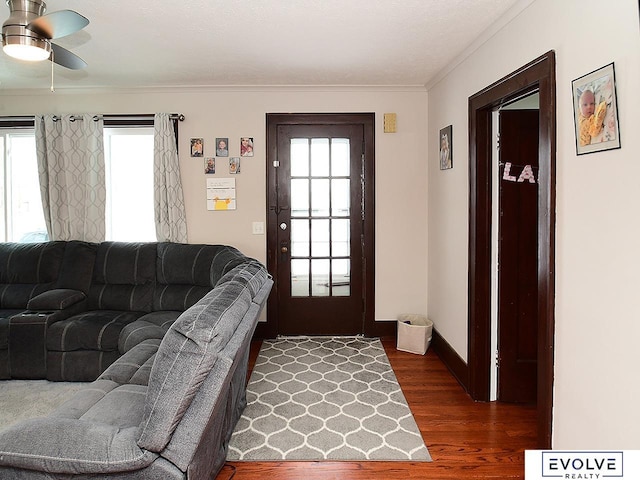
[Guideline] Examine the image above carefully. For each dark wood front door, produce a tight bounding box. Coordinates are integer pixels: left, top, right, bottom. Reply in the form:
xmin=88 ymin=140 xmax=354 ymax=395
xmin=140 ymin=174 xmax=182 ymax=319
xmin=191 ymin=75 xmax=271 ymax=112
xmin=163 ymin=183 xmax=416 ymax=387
xmin=264 ymin=114 xmax=375 ymax=337
xmin=498 ymin=109 xmax=539 ymax=403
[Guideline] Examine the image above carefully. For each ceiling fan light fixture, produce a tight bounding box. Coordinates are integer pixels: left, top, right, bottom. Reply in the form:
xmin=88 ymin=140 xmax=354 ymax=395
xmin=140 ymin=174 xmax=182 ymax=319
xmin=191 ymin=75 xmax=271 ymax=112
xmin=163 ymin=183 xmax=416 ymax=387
xmin=2 ymin=34 xmax=51 ymax=61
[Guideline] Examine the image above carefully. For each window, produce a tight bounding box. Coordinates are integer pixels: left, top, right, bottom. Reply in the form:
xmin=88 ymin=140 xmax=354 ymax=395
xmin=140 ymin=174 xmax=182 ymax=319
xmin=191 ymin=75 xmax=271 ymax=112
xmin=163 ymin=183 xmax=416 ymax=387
xmin=0 ymin=130 xmax=47 ymax=242
xmin=104 ymin=128 xmax=155 ymax=242
xmin=0 ymin=127 xmax=156 ymax=243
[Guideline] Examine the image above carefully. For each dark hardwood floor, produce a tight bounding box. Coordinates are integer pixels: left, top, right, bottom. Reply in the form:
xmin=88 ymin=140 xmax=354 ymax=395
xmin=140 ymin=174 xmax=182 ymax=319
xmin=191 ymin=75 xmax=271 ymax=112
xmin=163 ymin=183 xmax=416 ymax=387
xmin=216 ymin=338 xmax=537 ymax=480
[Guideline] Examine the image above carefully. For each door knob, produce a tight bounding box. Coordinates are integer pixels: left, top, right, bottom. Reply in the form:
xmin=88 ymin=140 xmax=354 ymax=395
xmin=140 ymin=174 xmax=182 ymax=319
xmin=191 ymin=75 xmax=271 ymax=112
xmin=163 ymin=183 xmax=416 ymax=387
xmin=281 ymin=246 xmax=288 ymax=253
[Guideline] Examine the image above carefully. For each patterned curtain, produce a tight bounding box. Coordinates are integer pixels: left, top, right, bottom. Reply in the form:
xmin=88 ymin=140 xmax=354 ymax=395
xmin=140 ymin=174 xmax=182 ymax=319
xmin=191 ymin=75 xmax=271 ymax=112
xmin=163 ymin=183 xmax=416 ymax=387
xmin=154 ymin=113 xmax=188 ymax=243
xmin=35 ymin=114 xmax=106 ymax=242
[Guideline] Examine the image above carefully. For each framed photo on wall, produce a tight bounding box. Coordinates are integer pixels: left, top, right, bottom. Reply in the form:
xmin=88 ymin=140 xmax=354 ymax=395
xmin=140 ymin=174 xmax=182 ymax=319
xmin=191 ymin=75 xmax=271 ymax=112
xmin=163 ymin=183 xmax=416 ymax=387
xmin=439 ymin=125 xmax=453 ymax=170
xmin=215 ymin=138 xmax=229 ymax=157
xmin=190 ymin=138 xmax=203 ymax=157
xmin=240 ymin=137 xmax=254 ymax=157
xmin=571 ymin=62 xmax=620 ymax=155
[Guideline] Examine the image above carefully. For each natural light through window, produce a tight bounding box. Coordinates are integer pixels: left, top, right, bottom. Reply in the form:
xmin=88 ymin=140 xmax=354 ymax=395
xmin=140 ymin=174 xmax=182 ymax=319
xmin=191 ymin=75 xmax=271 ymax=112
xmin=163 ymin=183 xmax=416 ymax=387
xmin=1 ymin=127 xmax=156 ymax=243
xmin=0 ymin=131 xmax=47 ymax=242
xmin=104 ymin=128 xmax=155 ymax=242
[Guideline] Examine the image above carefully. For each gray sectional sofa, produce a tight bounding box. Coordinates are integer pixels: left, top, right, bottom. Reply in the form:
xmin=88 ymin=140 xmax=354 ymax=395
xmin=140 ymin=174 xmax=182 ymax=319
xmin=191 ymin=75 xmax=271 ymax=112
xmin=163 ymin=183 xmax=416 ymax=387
xmin=0 ymin=241 xmax=272 ymax=479
xmin=0 ymin=241 xmax=260 ymax=381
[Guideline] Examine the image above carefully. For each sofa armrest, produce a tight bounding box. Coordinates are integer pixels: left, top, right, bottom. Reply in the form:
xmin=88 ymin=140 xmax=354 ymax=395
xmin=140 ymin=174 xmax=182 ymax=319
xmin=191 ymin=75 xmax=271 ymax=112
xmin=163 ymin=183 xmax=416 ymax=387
xmin=27 ymin=288 xmax=86 ymax=311
xmin=0 ymin=417 xmax=157 ymax=474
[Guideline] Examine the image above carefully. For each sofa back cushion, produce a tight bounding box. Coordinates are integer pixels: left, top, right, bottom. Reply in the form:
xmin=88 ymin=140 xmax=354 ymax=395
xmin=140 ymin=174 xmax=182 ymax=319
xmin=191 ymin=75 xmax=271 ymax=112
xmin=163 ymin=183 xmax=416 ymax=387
xmin=137 ymin=267 xmax=255 ymax=452
xmin=0 ymin=242 xmax=66 ymax=308
xmin=153 ymin=243 xmax=218 ymax=311
xmin=153 ymin=243 xmax=248 ymax=312
xmin=88 ymin=242 xmax=156 ymax=312
xmin=209 ymin=245 xmax=250 ymax=286
xmin=56 ymin=240 xmax=98 ymax=293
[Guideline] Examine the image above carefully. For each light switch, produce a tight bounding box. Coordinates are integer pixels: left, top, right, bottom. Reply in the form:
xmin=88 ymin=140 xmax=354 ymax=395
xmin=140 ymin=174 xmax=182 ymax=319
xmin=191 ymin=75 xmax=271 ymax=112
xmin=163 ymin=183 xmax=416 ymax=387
xmin=252 ymin=222 xmax=264 ymax=235
xmin=384 ymin=113 xmax=397 ymax=133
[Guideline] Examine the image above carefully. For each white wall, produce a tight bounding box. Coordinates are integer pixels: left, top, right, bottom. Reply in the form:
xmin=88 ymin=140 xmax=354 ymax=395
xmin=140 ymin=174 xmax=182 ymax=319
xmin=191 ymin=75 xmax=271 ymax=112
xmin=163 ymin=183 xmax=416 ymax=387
xmin=0 ymin=86 xmax=428 ymax=322
xmin=427 ymin=0 xmax=640 ymax=448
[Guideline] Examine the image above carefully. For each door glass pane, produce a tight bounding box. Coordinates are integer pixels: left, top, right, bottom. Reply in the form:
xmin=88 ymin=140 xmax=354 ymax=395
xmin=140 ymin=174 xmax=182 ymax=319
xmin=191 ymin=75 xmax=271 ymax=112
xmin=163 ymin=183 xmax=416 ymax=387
xmin=331 ymin=178 xmax=350 ymax=217
xmin=311 ymin=138 xmax=329 ymax=177
xmin=311 ymin=219 xmax=330 ymax=257
xmin=331 ymin=138 xmax=350 ymax=176
xmin=288 ymin=136 xmax=353 ymax=299
xmin=311 ymin=259 xmax=330 ymax=297
xmin=311 ymin=178 xmax=329 ymax=217
xmin=291 ymin=178 xmax=309 ymax=217
xmin=291 ymin=259 xmax=310 ymax=297
xmin=332 ymin=259 xmax=350 ymax=296
xmin=331 ymin=219 xmax=350 ymax=256
xmin=291 ymin=138 xmax=309 ymax=177
xmin=291 ymin=219 xmax=309 ymax=257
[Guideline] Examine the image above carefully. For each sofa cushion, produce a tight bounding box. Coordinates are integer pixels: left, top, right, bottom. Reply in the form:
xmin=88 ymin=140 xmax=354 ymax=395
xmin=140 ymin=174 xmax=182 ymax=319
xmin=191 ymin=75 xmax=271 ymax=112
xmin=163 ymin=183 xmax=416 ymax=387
xmin=55 ymin=240 xmax=98 ymax=292
xmin=0 ymin=317 xmax=8 ymax=350
xmin=47 ymin=350 xmax=122 ymax=382
xmin=0 ymin=242 xmax=65 ymax=284
xmin=46 ymin=310 xmax=143 ymax=352
xmin=210 ymin=245 xmax=250 ymax=286
xmin=79 ymin=383 xmax=148 ymax=429
xmin=154 ymin=284 xmax=211 ymax=313
xmin=156 ymin=243 xmax=219 ymax=287
xmin=100 ymin=339 xmax=160 ymax=386
xmin=50 ymin=379 xmax=121 ymax=420
xmin=137 ymin=274 xmax=254 ymax=452
xmin=88 ymin=242 xmax=156 ymax=312
xmin=27 ymin=288 xmax=86 ymax=310
xmin=0 ymin=418 xmax=157 ymax=474
xmin=0 ymin=242 xmax=66 ymax=309
xmin=154 ymin=243 xmax=224 ymax=311
xmin=118 ymin=311 xmax=180 ymax=353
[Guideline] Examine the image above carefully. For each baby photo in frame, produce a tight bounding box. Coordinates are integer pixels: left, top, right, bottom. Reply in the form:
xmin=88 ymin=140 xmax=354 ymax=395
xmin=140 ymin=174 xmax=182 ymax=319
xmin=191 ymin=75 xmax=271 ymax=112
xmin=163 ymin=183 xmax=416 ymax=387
xmin=571 ymin=63 xmax=620 ymax=155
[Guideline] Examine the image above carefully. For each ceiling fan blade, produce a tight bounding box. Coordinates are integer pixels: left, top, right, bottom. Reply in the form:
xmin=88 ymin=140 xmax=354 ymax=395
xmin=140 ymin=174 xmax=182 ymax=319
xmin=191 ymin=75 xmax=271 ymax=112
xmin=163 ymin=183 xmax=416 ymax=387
xmin=27 ymin=10 xmax=89 ymax=39
xmin=50 ymin=42 xmax=87 ymax=70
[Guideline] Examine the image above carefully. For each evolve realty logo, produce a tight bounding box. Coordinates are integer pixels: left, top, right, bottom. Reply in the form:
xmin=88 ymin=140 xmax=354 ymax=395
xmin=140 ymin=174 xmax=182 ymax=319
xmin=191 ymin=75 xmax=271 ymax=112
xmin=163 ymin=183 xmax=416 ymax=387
xmin=525 ymin=451 xmax=638 ymax=479
xmin=542 ymin=451 xmax=623 ymax=478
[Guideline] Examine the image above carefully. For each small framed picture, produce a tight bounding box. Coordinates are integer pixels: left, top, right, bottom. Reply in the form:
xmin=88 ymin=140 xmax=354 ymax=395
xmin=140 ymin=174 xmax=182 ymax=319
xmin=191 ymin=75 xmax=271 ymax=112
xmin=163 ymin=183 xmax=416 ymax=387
xmin=439 ymin=125 xmax=453 ymax=170
xmin=190 ymin=138 xmax=203 ymax=157
xmin=571 ymin=62 xmax=620 ymax=155
xmin=240 ymin=137 xmax=254 ymax=157
xmin=204 ymin=157 xmax=215 ymax=174
xmin=215 ymin=137 xmax=229 ymax=157
xmin=230 ymin=157 xmax=241 ymax=174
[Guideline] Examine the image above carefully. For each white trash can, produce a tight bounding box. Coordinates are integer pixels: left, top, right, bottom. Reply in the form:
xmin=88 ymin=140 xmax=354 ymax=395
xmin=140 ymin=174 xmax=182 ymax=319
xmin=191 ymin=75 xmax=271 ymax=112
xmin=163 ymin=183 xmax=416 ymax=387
xmin=396 ymin=314 xmax=433 ymax=355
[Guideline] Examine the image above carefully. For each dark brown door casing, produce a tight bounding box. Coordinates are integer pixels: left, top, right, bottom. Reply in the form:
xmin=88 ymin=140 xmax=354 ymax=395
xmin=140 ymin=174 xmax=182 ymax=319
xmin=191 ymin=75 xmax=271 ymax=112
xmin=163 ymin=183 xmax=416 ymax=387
xmin=468 ymin=51 xmax=556 ymax=448
xmin=260 ymin=113 xmax=375 ymax=338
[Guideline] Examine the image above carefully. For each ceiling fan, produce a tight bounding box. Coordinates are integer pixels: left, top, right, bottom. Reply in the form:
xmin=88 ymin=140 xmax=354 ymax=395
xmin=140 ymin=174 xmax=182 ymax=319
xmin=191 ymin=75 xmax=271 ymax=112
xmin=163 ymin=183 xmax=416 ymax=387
xmin=2 ymin=0 xmax=89 ymax=69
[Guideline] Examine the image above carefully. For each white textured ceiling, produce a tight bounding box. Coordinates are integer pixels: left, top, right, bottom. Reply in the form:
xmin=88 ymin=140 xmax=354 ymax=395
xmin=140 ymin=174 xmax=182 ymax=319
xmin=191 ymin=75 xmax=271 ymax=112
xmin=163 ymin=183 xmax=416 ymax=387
xmin=0 ymin=0 xmax=521 ymax=91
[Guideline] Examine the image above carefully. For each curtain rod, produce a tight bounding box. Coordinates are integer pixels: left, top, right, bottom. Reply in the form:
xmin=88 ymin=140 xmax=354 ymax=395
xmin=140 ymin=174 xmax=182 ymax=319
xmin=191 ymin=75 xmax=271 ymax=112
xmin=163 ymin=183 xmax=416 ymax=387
xmin=0 ymin=114 xmax=185 ymax=123
xmin=51 ymin=114 xmax=185 ymax=122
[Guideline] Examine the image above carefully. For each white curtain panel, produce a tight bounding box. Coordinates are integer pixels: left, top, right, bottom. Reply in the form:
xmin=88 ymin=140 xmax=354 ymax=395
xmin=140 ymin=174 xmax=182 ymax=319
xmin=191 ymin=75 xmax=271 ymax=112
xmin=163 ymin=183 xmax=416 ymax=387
xmin=154 ymin=113 xmax=188 ymax=243
xmin=35 ymin=114 xmax=106 ymax=242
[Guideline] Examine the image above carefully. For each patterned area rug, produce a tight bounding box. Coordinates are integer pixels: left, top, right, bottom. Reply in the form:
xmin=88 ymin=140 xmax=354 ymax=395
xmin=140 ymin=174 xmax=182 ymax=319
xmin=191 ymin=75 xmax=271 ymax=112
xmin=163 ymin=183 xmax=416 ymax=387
xmin=227 ymin=336 xmax=431 ymax=461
